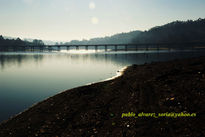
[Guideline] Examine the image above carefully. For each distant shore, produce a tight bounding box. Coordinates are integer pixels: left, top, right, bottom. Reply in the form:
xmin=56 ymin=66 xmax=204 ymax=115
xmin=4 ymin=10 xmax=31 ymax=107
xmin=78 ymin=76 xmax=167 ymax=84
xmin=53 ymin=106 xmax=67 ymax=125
xmin=0 ymin=56 xmax=204 ymax=137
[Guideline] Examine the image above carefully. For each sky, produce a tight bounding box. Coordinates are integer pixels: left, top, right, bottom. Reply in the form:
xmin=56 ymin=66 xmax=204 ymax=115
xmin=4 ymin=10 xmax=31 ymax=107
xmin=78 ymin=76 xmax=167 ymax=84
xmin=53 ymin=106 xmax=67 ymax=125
xmin=0 ymin=0 xmax=205 ymax=41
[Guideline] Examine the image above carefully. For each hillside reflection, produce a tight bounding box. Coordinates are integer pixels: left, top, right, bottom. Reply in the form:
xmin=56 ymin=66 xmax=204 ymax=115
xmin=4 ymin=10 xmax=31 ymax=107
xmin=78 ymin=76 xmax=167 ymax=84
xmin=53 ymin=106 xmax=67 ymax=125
xmin=0 ymin=51 xmax=203 ymax=71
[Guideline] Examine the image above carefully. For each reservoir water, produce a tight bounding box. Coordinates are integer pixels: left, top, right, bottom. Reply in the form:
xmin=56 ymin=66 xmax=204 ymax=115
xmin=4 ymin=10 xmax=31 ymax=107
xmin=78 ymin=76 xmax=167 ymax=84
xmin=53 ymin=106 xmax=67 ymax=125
xmin=0 ymin=50 xmax=204 ymax=122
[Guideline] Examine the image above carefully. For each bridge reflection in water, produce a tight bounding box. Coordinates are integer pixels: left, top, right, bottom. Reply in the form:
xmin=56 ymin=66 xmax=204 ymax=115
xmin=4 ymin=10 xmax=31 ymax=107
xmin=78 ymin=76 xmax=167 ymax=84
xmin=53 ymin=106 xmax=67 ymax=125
xmin=1 ymin=42 xmax=205 ymax=52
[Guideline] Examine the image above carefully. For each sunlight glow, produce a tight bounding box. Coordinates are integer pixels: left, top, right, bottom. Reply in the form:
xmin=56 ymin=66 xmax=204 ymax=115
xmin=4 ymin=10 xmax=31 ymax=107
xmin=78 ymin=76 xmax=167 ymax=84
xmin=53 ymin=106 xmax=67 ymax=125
xmin=60 ymin=49 xmax=100 ymax=54
xmin=89 ymin=2 xmax=96 ymax=10
xmin=91 ymin=17 xmax=99 ymax=25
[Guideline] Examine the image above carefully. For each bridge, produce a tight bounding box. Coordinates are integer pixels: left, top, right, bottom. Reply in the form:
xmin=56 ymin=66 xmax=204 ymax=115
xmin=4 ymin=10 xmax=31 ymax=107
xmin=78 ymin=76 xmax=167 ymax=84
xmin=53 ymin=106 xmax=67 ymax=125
xmin=1 ymin=42 xmax=205 ymax=52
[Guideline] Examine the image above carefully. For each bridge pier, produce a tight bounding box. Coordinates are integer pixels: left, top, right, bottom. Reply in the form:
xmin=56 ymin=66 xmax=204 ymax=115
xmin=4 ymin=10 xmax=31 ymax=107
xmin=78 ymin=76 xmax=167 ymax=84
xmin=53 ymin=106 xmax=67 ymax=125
xmin=4 ymin=47 xmax=8 ymax=52
xmin=11 ymin=46 xmax=15 ymax=51
xmin=66 ymin=46 xmax=69 ymax=51
xmin=115 ymin=45 xmax=117 ymax=51
xmin=85 ymin=45 xmax=88 ymax=50
xmin=30 ymin=46 xmax=33 ymax=52
xmin=157 ymin=45 xmax=159 ymax=51
xmin=168 ymin=46 xmax=171 ymax=52
xmin=135 ymin=45 xmax=138 ymax=51
xmin=95 ymin=45 xmax=98 ymax=51
xmin=191 ymin=45 xmax=194 ymax=51
xmin=22 ymin=46 xmax=26 ymax=51
xmin=48 ymin=46 xmax=52 ymax=52
xmin=146 ymin=45 xmax=149 ymax=51
xmin=105 ymin=45 xmax=107 ymax=51
xmin=13 ymin=46 xmax=17 ymax=51
xmin=40 ymin=46 xmax=43 ymax=52
xmin=57 ymin=46 xmax=61 ymax=51
xmin=76 ymin=46 xmax=79 ymax=50
xmin=125 ymin=45 xmax=128 ymax=51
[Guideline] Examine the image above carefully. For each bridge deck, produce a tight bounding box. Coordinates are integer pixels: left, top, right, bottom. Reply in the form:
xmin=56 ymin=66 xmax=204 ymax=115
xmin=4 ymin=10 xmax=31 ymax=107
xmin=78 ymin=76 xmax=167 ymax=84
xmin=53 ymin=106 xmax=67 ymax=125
xmin=1 ymin=42 xmax=205 ymax=52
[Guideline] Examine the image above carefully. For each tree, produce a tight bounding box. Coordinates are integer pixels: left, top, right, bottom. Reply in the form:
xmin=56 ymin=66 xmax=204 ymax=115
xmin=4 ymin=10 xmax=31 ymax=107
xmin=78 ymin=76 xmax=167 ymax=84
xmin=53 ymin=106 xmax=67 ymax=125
xmin=0 ymin=35 xmax=4 ymax=40
xmin=131 ymin=18 xmax=205 ymax=44
xmin=14 ymin=38 xmax=25 ymax=46
xmin=32 ymin=39 xmax=44 ymax=46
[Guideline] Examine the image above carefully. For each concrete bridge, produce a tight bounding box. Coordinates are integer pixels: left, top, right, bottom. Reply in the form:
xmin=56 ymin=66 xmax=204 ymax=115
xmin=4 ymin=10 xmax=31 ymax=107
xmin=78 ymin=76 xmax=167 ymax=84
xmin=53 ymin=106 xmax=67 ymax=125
xmin=1 ymin=42 xmax=205 ymax=52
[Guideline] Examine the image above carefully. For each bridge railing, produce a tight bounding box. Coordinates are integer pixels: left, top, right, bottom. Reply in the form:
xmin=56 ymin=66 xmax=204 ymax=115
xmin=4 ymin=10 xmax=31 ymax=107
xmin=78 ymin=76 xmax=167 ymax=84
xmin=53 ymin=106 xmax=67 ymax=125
xmin=0 ymin=42 xmax=205 ymax=52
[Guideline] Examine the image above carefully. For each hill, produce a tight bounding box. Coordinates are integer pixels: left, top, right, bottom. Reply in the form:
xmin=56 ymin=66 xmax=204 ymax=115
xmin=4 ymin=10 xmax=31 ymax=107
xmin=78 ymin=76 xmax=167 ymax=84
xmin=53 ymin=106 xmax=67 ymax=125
xmin=0 ymin=36 xmax=44 ymax=47
xmin=1 ymin=18 xmax=205 ymax=47
xmin=132 ymin=18 xmax=205 ymax=44
xmin=65 ymin=31 xmax=142 ymax=45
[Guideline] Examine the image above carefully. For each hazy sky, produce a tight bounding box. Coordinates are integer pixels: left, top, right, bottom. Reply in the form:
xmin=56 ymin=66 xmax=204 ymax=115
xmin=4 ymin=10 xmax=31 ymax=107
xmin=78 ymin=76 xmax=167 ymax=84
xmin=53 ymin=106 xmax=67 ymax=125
xmin=0 ymin=0 xmax=205 ymax=41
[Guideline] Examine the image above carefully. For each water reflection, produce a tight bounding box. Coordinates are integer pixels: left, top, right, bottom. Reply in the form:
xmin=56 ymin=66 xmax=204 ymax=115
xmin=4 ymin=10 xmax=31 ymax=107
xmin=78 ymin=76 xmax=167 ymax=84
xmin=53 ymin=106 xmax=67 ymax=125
xmin=1 ymin=51 xmax=202 ymax=71
xmin=0 ymin=50 xmax=204 ymax=122
xmin=0 ymin=54 xmax=44 ymax=70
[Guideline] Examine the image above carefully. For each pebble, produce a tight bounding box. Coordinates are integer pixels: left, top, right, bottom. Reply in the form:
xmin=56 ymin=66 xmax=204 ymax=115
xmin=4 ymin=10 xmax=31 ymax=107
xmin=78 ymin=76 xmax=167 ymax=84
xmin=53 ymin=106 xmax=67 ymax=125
xmin=40 ymin=129 xmax=45 ymax=133
xmin=170 ymin=97 xmax=175 ymax=101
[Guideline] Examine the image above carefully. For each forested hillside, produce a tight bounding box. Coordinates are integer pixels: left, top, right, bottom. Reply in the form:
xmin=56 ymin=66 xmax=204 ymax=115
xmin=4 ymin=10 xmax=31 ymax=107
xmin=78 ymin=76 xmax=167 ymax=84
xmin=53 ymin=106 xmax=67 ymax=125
xmin=132 ymin=18 xmax=205 ymax=43
xmin=65 ymin=31 xmax=142 ymax=45
xmin=1 ymin=18 xmax=205 ymax=47
xmin=0 ymin=36 xmax=44 ymax=47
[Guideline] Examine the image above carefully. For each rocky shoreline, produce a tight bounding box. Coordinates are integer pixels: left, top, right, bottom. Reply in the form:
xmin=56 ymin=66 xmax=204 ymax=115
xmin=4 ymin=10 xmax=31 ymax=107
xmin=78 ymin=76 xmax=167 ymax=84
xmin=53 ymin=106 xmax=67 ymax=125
xmin=0 ymin=56 xmax=205 ymax=137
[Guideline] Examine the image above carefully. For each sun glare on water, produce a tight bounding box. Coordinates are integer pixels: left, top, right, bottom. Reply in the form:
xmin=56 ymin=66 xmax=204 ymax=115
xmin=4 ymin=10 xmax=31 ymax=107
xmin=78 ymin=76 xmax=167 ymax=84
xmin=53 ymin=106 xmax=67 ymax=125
xmin=60 ymin=49 xmax=103 ymax=54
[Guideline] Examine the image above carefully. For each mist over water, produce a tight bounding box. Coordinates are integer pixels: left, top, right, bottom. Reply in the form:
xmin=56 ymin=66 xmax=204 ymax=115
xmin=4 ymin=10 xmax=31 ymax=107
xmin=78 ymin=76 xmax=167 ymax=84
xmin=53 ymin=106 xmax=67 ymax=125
xmin=0 ymin=50 xmax=204 ymax=122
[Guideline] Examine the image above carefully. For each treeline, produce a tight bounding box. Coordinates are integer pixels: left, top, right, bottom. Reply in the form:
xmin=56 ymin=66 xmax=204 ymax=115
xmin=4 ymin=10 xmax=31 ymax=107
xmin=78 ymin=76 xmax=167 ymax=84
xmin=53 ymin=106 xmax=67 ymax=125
xmin=0 ymin=36 xmax=44 ymax=47
xmin=132 ymin=18 xmax=205 ymax=43
xmin=64 ymin=31 xmax=142 ymax=45
xmin=1 ymin=18 xmax=205 ymax=47
xmin=64 ymin=18 xmax=205 ymax=45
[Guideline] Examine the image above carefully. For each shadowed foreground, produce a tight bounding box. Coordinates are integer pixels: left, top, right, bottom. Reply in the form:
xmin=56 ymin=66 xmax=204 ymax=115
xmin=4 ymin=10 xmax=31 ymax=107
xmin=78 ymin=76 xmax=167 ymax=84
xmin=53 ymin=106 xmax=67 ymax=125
xmin=0 ymin=57 xmax=205 ymax=137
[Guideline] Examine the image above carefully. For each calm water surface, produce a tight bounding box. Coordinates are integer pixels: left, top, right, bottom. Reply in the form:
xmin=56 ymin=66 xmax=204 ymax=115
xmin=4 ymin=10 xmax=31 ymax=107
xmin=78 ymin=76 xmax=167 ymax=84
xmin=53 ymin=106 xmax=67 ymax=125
xmin=0 ymin=50 xmax=204 ymax=122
